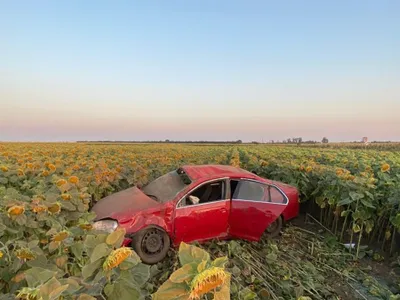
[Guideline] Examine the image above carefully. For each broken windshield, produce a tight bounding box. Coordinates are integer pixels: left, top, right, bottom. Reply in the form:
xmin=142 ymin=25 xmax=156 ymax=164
xmin=142 ymin=169 xmax=191 ymax=203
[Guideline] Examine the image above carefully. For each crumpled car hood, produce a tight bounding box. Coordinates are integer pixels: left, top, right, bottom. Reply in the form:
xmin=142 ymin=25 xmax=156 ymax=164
xmin=91 ymin=186 xmax=160 ymax=221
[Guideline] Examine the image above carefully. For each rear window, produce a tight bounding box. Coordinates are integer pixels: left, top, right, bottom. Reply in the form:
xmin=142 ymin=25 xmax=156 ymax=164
xmin=232 ymin=181 xmax=266 ymax=202
xmin=269 ymin=186 xmax=287 ymax=204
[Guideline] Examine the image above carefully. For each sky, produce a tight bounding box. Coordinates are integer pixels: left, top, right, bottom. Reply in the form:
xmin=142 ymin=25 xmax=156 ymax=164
xmin=1 ymin=0 xmax=399 ymax=142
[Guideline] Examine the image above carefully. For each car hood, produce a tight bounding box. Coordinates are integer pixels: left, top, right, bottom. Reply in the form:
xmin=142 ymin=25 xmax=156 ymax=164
xmin=91 ymin=186 xmax=161 ymax=221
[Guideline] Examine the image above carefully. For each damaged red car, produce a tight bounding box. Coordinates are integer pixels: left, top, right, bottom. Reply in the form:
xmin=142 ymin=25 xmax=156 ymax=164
xmin=91 ymin=165 xmax=299 ymax=264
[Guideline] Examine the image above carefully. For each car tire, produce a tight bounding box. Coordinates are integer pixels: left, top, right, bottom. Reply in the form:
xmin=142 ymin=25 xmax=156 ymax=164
xmin=264 ymin=215 xmax=283 ymax=238
xmin=132 ymin=226 xmax=170 ymax=264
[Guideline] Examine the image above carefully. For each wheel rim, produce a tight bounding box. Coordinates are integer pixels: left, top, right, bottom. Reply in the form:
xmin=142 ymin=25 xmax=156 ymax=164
xmin=141 ymin=229 xmax=164 ymax=254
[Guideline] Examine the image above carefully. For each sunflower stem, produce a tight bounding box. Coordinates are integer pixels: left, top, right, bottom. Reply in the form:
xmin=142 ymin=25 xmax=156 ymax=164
xmin=356 ymin=222 xmax=364 ymax=260
xmin=340 ymin=214 xmax=349 ymax=243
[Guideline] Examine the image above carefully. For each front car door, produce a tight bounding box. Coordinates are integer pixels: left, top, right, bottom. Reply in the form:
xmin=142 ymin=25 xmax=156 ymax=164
xmin=173 ymin=178 xmax=230 ymax=245
xmin=229 ymin=179 xmax=288 ymax=241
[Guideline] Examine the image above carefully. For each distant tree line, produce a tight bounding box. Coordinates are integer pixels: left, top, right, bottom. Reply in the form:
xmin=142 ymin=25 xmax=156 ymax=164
xmin=77 ymin=137 xmax=331 ymax=144
xmin=77 ymin=137 xmax=397 ymax=145
xmin=77 ymin=140 xmax=244 ymax=144
xmin=268 ymin=137 xmax=325 ymax=144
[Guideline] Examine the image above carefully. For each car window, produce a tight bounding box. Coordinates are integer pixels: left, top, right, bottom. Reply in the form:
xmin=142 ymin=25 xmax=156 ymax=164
xmin=269 ymin=186 xmax=287 ymax=204
xmin=179 ymin=180 xmax=225 ymax=207
xmin=232 ymin=180 xmax=267 ymax=202
xmin=142 ymin=170 xmax=190 ymax=203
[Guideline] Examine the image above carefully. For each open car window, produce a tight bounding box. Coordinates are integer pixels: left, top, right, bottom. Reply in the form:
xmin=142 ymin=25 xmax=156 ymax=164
xmin=178 ymin=180 xmax=226 ymax=207
xmin=142 ymin=169 xmax=191 ymax=203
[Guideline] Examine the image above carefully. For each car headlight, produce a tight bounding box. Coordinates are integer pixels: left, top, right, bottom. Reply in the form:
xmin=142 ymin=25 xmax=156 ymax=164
xmin=92 ymin=220 xmax=118 ymax=233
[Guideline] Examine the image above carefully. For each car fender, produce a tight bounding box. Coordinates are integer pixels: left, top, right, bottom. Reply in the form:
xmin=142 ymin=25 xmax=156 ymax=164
xmin=282 ymin=189 xmax=300 ymax=221
xmin=122 ymin=213 xmax=170 ymax=234
xmin=121 ymin=215 xmax=171 ymax=247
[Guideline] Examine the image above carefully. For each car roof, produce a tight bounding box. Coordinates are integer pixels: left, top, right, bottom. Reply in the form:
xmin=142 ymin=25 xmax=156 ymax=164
xmin=181 ymin=164 xmax=257 ymax=181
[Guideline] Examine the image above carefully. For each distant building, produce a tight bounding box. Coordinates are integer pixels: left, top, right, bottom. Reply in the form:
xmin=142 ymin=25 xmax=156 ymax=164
xmin=362 ymin=137 xmax=368 ymax=143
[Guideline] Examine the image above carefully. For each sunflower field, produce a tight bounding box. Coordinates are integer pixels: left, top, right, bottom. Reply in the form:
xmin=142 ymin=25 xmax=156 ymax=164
xmin=0 ymin=142 xmax=400 ymax=300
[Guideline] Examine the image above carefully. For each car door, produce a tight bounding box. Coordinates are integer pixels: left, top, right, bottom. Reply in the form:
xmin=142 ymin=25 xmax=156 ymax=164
xmin=229 ymin=179 xmax=288 ymax=241
xmin=173 ymin=178 xmax=230 ymax=244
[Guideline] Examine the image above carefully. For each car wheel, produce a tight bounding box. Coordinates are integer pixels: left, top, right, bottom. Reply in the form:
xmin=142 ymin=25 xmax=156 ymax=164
xmin=264 ymin=216 xmax=283 ymax=238
xmin=132 ymin=227 xmax=170 ymax=264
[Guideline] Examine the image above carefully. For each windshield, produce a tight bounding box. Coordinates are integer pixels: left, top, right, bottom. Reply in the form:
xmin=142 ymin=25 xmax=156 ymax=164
xmin=142 ymin=169 xmax=191 ymax=203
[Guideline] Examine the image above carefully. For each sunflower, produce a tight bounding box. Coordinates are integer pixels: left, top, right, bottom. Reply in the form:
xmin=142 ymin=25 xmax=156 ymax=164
xmin=68 ymin=176 xmax=79 ymax=184
xmin=32 ymin=205 xmax=47 ymax=213
xmin=7 ymin=205 xmax=25 ymax=217
xmin=0 ymin=251 xmax=3 ymax=258
xmin=52 ymin=231 xmax=69 ymax=242
xmin=189 ymin=267 xmax=228 ymax=299
xmin=17 ymin=169 xmax=25 ymax=177
xmin=381 ymin=163 xmax=390 ymax=173
xmin=48 ymin=163 xmax=56 ymax=172
xmin=0 ymin=165 xmax=8 ymax=172
xmin=305 ymin=166 xmax=313 ymax=173
xmin=335 ymin=169 xmax=344 ymax=176
xmin=15 ymin=248 xmax=36 ymax=260
xmin=47 ymin=202 xmax=61 ymax=214
xmin=103 ymin=247 xmax=133 ymax=271
xmin=56 ymin=179 xmax=67 ymax=186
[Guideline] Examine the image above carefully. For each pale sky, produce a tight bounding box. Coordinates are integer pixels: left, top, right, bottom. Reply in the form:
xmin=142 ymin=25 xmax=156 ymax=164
xmin=1 ymin=1 xmax=399 ymax=142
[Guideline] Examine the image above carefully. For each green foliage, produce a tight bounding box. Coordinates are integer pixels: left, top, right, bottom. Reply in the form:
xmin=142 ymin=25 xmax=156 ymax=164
xmin=0 ymin=204 xmax=150 ymax=300
xmin=153 ymin=242 xmax=230 ymax=300
xmin=198 ymin=226 xmax=397 ymax=300
xmin=244 ymin=146 xmax=400 ymax=257
xmin=1 ymin=142 xmax=400 ymax=299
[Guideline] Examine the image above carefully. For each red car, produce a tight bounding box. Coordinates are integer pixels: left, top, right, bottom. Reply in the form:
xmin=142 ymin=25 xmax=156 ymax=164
xmin=91 ymin=165 xmax=299 ymax=264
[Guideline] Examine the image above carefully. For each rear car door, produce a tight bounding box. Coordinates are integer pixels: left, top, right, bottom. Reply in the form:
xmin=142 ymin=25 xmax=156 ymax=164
xmin=173 ymin=178 xmax=230 ymax=244
xmin=229 ymin=179 xmax=288 ymax=240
